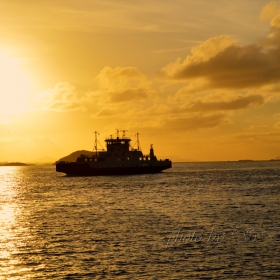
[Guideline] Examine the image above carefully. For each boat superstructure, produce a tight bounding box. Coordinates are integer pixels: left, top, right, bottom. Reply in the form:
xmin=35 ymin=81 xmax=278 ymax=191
xmin=56 ymin=131 xmax=172 ymax=176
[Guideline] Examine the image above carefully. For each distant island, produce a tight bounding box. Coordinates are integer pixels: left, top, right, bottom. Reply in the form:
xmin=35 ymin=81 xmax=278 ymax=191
xmin=269 ymin=156 xmax=280 ymax=161
xmin=0 ymin=162 xmax=29 ymax=166
xmin=56 ymin=150 xmax=93 ymax=163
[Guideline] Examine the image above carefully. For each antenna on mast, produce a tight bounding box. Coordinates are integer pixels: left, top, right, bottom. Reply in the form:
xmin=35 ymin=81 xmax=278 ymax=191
xmin=121 ymin=130 xmax=127 ymax=138
xmin=136 ymin=132 xmax=141 ymax=151
xmin=93 ymin=131 xmax=104 ymax=156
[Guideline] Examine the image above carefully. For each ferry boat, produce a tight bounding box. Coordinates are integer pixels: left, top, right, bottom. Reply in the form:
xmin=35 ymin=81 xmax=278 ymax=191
xmin=56 ymin=131 xmax=172 ymax=176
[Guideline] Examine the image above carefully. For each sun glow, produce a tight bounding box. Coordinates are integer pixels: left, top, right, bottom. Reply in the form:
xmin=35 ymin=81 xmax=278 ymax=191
xmin=0 ymin=49 xmax=34 ymax=116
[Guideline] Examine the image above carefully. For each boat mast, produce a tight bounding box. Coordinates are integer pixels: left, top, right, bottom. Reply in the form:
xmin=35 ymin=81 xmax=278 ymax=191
xmin=136 ymin=132 xmax=141 ymax=151
xmin=122 ymin=130 xmax=127 ymax=138
xmin=93 ymin=131 xmax=99 ymax=156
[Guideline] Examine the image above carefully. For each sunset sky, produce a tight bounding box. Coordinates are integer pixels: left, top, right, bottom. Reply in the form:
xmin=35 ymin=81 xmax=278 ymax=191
xmin=1 ymin=0 xmax=280 ymax=162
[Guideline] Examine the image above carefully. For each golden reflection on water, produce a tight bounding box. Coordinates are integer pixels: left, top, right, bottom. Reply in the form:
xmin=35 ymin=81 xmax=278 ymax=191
xmin=0 ymin=167 xmax=30 ymax=277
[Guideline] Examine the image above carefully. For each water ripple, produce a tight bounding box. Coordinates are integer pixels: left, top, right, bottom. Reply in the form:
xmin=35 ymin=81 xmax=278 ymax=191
xmin=0 ymin=162 xmax=279 ymax=279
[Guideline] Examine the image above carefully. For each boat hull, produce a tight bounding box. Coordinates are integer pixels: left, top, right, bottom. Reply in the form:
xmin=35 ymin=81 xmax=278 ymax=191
xmin=56 ymin=161 xmax=172 ymax=176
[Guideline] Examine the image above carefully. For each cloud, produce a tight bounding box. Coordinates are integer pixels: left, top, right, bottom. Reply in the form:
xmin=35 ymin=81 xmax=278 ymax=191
xmin=108 ymin=88 xmax=151 ymax=103
xmin=36 ymin=82 xmax=86 ymax=112
xmin=161 ymin=36 xmax=234 ymax=78
xmin=259 ymin=1 xmax=280 ymax=21
xmin=185 ymin=94 xmax=264 ymax=112
xmin=162 ymin=113 xmax=227 ymax=131
xmin=274 ymin=121 xmax=280 ymax=129
xmin=245 ymin=125 xmax=268 ymax=130
xmin=163 ymin=39 xmax=280 ymax=89
xmin=94 ymin=109 xmax=117 ymax=117
xmin=33 ymin=4 xmax=280 ymax=134
xmin=93 ymin=66 xmax=145 ymax=91
xmin=0 ymin=135 xmax=54 ymax=144
xmin=161 ymin=16 xmax=280 ymax=90
xmin=217 ymin=130 xmax=280 ymax=143
xmin=87 ymin=66 xmax=153 ymax=106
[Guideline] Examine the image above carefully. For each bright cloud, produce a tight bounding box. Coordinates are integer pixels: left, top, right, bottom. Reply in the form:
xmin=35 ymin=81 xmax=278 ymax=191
xmin=36 ymin=82 xmax=86 ymax=112
xmin=162 ymin=36 xmax=280 ymax=89
xmin=88 ymin=66 xmax=155 ymax=107
xmin=259 ymin=0 xmax=280 ymax=21
xmin=175 ymin=94 xmax=265 ymax=113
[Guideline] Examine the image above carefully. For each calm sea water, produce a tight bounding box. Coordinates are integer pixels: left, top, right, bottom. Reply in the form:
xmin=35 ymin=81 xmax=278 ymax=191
xmin=0 ymin=162 xmax=279 ymax=279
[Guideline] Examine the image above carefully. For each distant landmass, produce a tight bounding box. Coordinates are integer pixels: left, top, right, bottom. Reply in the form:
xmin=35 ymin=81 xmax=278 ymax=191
xmin=56 ymin=150 xmax=93 ymax=163
xmin=0 ymin=162 xmax=29 ymax=166
xmin=31 ymin=156 xmax=57 ymax=163
xmin=270 ymin=156 xmax=280 ymax=161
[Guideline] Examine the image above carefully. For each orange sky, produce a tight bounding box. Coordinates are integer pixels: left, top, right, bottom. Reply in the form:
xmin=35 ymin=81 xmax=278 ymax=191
xmin=1 ymin=0 xmax=280 ymax=162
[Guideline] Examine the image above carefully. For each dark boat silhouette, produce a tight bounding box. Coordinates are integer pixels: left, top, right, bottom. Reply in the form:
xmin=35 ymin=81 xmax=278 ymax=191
xmin=56 ymin=130 xmax=172 ymax=176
